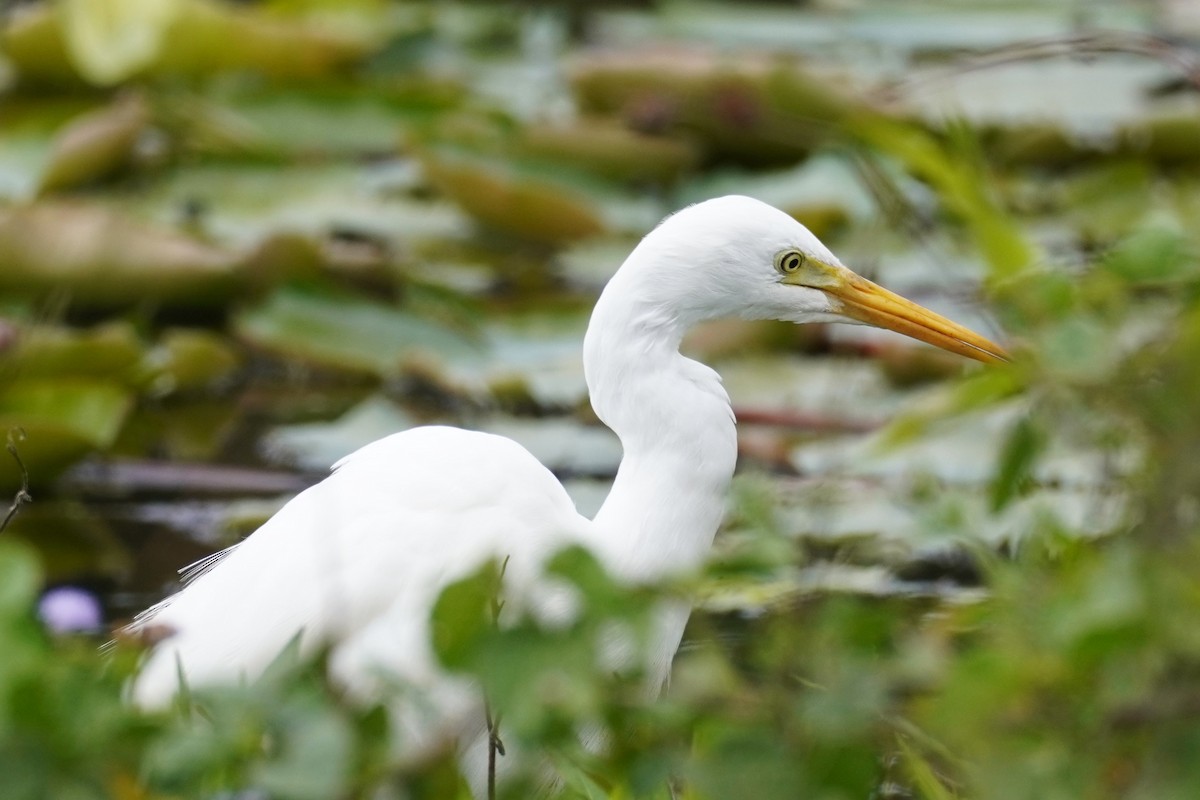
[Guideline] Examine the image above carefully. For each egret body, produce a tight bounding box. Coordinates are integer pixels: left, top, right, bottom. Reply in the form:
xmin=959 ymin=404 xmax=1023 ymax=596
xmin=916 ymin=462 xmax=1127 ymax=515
xmin=131 ymin=196 xmax=1006 ymax=794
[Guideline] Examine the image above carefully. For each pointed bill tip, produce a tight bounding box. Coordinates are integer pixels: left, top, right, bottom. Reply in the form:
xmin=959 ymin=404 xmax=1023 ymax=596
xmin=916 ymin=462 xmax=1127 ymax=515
xmin=825 ymin=272 xmax=1010 ymax=364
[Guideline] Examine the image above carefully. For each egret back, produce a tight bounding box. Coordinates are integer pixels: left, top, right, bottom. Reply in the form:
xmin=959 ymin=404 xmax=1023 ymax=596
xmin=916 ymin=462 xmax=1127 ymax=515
xmin=131 ymin=426 xmax=589 ymax=757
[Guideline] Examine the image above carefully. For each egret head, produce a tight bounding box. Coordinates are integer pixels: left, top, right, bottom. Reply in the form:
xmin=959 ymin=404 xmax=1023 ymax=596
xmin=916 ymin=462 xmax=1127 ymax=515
xmin=632 ymin=195 xmax=1008 ymax=363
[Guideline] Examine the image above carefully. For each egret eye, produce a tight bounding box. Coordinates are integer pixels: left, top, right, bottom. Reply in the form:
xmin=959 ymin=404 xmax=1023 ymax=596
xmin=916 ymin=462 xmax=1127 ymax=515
xmin=775 ymin=250 xmax=806 ymax=275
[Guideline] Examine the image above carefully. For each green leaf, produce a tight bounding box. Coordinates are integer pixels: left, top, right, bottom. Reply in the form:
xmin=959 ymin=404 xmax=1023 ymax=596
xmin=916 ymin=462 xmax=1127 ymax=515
xmin=254 ymin=699 xmax=353 ymax=800
xmin=37 ymin=94 xmax=148 ymax=194
xmin=0 ymin=541 xmax=41 ymax=617
xmin=897 ymin=735 xmax=958 ymax=800
xmin=1101 ymin=222 xmax=1198 ymax=286
xmin=0 ymin=380 xmax=132 ymax=488
xmin=0 ymin=203 xmax=240 ymax=306
xmin=151 ymin=328 xmax=242 ymax=393
xmin=431 ymin=560 xmax=503 ymax=670
xmin=420 ymin=147 xmax=607 ymax=246
xmin=881 ymin=368 xmax=1022 ymax=448
xmin=60 ymin=0 xmax=180 ymax=85
xmin=1036 ymin=313 xmax=1118 ymax=383
xmin=0 ymin=322 xmax=145 ymax=385
xmin=234 ymin=284 xmax=477 ymax=377
xmin=853 ymin=117 xmax=1035 ymax=279
xmin=989 ymin=415 xmax=1043 ymax=512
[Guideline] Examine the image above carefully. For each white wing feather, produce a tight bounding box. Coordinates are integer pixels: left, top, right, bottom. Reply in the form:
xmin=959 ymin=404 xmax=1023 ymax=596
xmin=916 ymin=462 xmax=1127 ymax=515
xmin=131 ymin=425 xmax=589 ymax=760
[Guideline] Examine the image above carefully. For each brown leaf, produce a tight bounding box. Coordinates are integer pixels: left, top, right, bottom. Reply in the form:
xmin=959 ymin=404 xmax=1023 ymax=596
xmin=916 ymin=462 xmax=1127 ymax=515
xmin=38 ymin=93 xmax=150 ymax=195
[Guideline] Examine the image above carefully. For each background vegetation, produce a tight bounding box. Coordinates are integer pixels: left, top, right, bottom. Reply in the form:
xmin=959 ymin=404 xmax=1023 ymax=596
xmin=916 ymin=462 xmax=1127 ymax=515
xmin=2 ymin=0 xmax=1200 ymax=797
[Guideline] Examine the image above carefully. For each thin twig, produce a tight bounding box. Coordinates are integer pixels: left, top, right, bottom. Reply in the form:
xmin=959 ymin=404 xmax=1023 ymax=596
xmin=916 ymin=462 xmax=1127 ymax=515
xmin=0 ymin=428 xmax=31 ymax=534
xmin=485 ymin=555 xmax=511 ymax=800
xmin=875 ymin=31 xmax=1200 ymax=101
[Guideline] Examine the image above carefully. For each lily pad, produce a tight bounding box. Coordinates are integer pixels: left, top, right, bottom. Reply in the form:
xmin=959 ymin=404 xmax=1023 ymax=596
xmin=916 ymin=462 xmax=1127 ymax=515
xmin=517 ymin=118 xmax=699 ymax=185
xmin=679 ymin=153 xmax=876 ymax=232
xmin=791 ymin=401 xmax=1121 ymax=492
xmin=420 ymin=147 xmax=606 ymax=246
xmin=37 ymin=92 xmax=150 ymax=194
xmin=5 ymin=0 xmax=381 ymax=87
xmin=261 ymin=394 xmax=416 ymax=471
xmin=149 ymin=329 xmax=242 ymax=394
xmin=0 ymin=379 xmax=132 ymax=488
xmin=233 ymin=284 xmax=478 ymax=377
xmin=1 ymin=5 xmax=83 ymax=88
xmin=0 ymin=321 xmax=146 ymax=386
xmin=0 ymin=203 xmax=241 ymax=307
xmin=110 ymin=161 xmax=468 ymax=256
xmin=479 ymin=416 xmax=622 ymax=477
xmin=719 ymin=356 xmax=904 ymax=425
xmin=59 ymin=0 xmax=180 ymax=86
xmin=570 ymin=51 xmax=860 ymax=167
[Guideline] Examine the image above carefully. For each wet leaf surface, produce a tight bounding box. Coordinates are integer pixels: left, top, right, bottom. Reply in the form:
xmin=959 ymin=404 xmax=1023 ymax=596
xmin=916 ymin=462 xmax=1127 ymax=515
xmin=233 ymin=284 xmax=478 ymax=377
xmin=0 ymin=380 xmax=132 ymax=488
xmin=36 ymin=92 xmax=150 ymax=194
xmin=0 ymin=203 xmax=241 ymax=306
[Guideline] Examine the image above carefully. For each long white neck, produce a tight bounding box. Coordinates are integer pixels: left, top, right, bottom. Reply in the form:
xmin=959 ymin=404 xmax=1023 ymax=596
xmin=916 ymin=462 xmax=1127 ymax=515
xmin=581 ymin=252 xmax=738 ymax=584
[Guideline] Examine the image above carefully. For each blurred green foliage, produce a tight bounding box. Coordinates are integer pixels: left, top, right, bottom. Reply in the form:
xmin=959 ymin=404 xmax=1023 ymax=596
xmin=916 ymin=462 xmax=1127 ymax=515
xmin=4 ymin=236 xmax=1200 ymax=794
xmin=4 ymin=0 xmax=1200 ymax=798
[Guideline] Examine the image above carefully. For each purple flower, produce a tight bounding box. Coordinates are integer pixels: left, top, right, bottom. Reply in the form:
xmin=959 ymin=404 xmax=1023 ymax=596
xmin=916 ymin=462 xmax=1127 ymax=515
xmin=38 ymin=587 xmax=103 ymax=633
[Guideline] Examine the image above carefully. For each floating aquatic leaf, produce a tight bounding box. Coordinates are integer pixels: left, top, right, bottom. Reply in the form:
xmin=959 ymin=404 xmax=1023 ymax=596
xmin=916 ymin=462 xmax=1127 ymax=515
xmin=261 ymin=394 xmax=415 ymax=471
xmin=60 ymin=0 xmax=180 ymax=85
xmin=37 ymin=92 xmax=150 ymax=194
xmin=150 ymin=329 xmax=242 ymax=394
xmin=1 ymin=5 xmax=85 ymax=87
xmin=234 ymin=284 xmax=477 ymax=377
xmin=0 ymin=380 xmax=130 ymax=450
xmin=221 ymin=86 xmax=438 ymax=158
xmin=479 ymin=417 xmax=622 ymax=477
xmin=420 ymin=147 xmax=606 ymax=246
xmin=6 ymin=0 xmax=381 ymax=87
xmin=0 ymin=203 xmax=240 ymax=306
xmin=155 ymin=0 xmax=380 ymax=80
xmin=0 ymin=379 xmax=131 ymax=488
xmin=116 ymin=398 xmax=243 ymax=462
xmin=570 ymin=51 xmax=859 ymax=167
xmin=517 ymin=118 xmax=699 ymax=185
xmin=680 ymin=152 xmax=875 ymax=233
xmin=720 ymin=356 xmax=902 ymax=424
xmin=0 ymin=322 xmax=146 ymax=386
xmin=1118 ymin=113 xmax=1200 ymax=163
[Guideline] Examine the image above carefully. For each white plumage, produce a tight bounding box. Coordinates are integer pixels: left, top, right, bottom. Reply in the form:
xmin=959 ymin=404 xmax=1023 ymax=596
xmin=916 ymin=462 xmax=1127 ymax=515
xmin=130 ymin=196 xmax=1006 ymax=795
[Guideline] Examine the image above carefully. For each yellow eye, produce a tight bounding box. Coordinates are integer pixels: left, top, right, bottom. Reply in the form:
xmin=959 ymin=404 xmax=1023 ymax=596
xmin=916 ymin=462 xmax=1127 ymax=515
xmin=775 ymin=250 xmax=806 ymax=275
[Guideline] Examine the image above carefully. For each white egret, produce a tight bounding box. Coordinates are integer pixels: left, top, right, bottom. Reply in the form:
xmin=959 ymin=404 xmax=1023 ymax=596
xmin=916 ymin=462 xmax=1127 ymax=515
xmin=130 ymin=195 xmax=1007 ymax=795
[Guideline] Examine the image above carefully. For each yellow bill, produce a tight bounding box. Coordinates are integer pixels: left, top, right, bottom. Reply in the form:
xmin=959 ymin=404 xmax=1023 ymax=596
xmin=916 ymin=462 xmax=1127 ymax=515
xmin=785 ymin=260 xmax=1010 ymax=364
